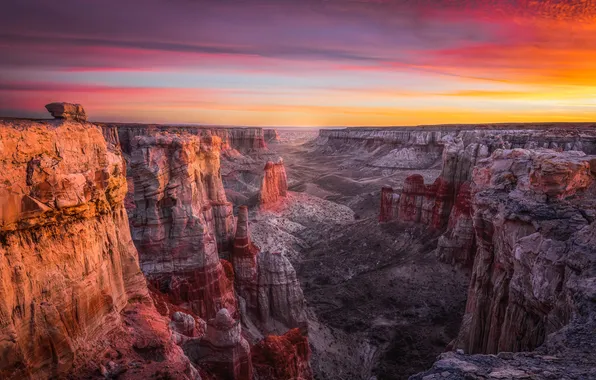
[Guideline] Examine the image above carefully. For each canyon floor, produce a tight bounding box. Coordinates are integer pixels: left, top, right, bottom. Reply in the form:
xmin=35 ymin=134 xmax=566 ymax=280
xmin=256 ymin=132 xmax=470 ymax=380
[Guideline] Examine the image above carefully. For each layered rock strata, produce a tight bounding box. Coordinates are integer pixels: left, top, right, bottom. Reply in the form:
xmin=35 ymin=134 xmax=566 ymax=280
xmin=379 ymin=186 xmax=397 ymax=222
xmin=459 ymin=149 xmax=595 ymax=354
xmin=264 ymin=129 xmax=280 ymax=143
xmin=185 ymin=308 xmax=253 ymax=380
xmin=129 ymin=133 xmax=236 ymax=319
xmin=396 ymin=175 xmax=451 ymax=229
xmin=414 ymin=149 xmax=596 ymax=378
xmin=113 ymin=124 xmax=268 ymax=156
xmin=260 ymin=158 xmax=288 ymax=207
xmin=231 ymin=206 xmax=308 ymax=333
xmin=0 ymin=120 xmax=197 ymax=379
xmin=44 ymin=102 xmax=87 ymax=121
xmin=252 ymin=328 xmax=313 ymax=380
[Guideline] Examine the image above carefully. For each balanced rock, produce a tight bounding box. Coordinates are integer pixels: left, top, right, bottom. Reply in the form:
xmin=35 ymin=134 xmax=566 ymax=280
xmin=45 ymin=102 xmax=87 ymax=121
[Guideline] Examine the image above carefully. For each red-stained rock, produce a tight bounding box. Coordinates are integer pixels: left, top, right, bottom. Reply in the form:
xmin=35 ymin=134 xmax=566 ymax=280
xmin=186 ymin=308 xmax=253 ymax=380
xmin=260 ymin=158 xmax=288 ymax=207
xmin=252 ymin=328 xmax=313 ymax=380
xmin=436 ymin=182 xmax=475 ymax=267
xmin=129 ymin=133 xmax=237 ymax=320
xmin=232 ymin=206 xmax=260 ymax=313
xmin=379 ymin=186 xmax=395 ymax=222
xmin=232 ymin=206 xmax=307 ymax=333
xmin=0 ymin=119 xmax=198 ymax=379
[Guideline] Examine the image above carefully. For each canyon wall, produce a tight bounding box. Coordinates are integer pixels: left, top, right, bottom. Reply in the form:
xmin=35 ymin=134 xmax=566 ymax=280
xmin=0 ymin=119 xmax=198 ymax=379
xmin=413 ymin=149 xmax=596 ymax=379
xmin=129 ymin=133 xmax=237 ymax=319
xmin=112 ymin=124 xmax=268 ymax=156
xmin=363 ymin=126 xmax=596 ymax=261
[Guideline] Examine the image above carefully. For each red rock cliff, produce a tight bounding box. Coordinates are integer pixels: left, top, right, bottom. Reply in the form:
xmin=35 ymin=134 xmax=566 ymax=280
xmin=0 ymin=119 xmax=198 ymax=379
xmin=129 ymin=133 xmax=237 ymax=319
xmin=260 ymin=158 xmax=288 ymax=207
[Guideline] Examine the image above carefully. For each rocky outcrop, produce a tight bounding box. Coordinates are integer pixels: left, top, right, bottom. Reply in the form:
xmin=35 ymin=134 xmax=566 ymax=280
xmin=379 ymin=186 xmax=398 ymax=222
xmin=0 ymin=119 xmax=197 ymax=379
xmin=435 ymin=182 xmax=475 ymax=266
xmin=260 ymin=158 xmax=288 ymax=207
xmin=232 ymin=206 xmax=260 ymax=315
xmin=414 ymin=149 xmax=596 ymax=379
xmin=113 ymin=124 xmax=268 ymax=156
xmin=232 ymin=206 xmax=307 ymax=333
xmin=395 ymin=175 xmax=451 ymax=229
xmin=129 ymin=133 xmax=236 ymax=319
xmin=185 ymin=308 xmax=253 ymax=380
xmin=264 ymin=129 xmax=280 ymax=143
xmin=45 ymin=102 xmax=87 ymax=121
xmin=458 ymin=149 xmax=595 ymax=355
xmin=253 ymin=328 xmax=313 ymax=380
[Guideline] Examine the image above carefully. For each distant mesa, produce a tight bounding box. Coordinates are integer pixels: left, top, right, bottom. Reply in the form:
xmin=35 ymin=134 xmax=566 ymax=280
xmin=45 ymin=102 xmax=87 ymax=122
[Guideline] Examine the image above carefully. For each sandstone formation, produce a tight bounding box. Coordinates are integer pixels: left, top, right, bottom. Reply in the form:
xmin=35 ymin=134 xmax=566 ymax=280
xmin=260 ymin=158 xmax=288 ymax=207
xmin=252 ymin=328 xmax=313 ymax=380
xmin=435 ymin=182 xmax=475 ymax=266
xmin=379 ymin=186 xmax=397 ymax=223
xmin=112 ymin=124 xmax=268 ymax=156
xmin=264 ymin=129 xmax=280 ymax=143
xmin=414 ymin=149 xmax=596 ymax=379
xmin=129 ymin=132 xmax=237 ymax=319
xmin=0 ymin=120 xmax=198 ymax=379
xmin=44 ymin=102 xmax=87 ymax=121
xmin=395 ymin=175 xmax=451 ymax=229
xmin=186 ymin=308 xmax=253 ymax=380
xmin=232 ymin=206 xmax=308 ymax=333
xmin=232 ymin=206 xmax=260 ymax=315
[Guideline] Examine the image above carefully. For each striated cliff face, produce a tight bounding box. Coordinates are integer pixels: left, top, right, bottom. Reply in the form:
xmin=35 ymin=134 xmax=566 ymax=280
xmin=113 ymin=124 xmax=268 ymax=156
xmin=413 ymin=149 xmax=596 ymax=379
xmin=260 ymin=158 xmax=288 ymax=207
xmin=0 ymin=120 xmax=198 ymax=379
xmin=129 ymin=133 xmax=237 ymax=319
xmin=435 ymin=182 xmax=475 ymax=267
xmin=253 ymin=328 xmax=312 ymax=380
xmin=264 ymin=129 xmax=280 ymax=143
xmin=459 ymin=149 xmax=595 ymax=354
xmin=232 ymin=206 xmax=308 ymax=334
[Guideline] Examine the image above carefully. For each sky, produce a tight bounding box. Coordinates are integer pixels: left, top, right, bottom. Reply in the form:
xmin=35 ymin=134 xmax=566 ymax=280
xmin=1 ymin=0 xmax=596 ymax=126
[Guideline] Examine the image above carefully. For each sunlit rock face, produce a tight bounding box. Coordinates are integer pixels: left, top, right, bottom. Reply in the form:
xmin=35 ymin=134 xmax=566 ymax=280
xmin=114 ymin=125 xmax=268 ymax=156
xmin=260 ymin=158 xmax=288 ymax=207
xmin=414 ymin=149 xmax=596 ymax=379
xmin=0 ymin=120 xmax=197 ymax=379
xmin=129 ymin=133 xmax=236 ymax=319
xmin=44 ymin=102 xmax=87 ymax=121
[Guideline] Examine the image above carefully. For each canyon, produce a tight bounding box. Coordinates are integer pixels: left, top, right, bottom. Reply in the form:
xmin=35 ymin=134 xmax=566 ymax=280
xmin=1 ymin=106 xmax=595 ymax=380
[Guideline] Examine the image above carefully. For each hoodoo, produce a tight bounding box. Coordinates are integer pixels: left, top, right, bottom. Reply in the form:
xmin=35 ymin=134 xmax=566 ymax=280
xmin=259 ymin=158 xmax=288 ymax=207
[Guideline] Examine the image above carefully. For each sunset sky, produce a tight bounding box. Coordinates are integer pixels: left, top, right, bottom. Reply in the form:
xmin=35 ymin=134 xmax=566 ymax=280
xmin=1 ymin=0 xmax=596 ymax=126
